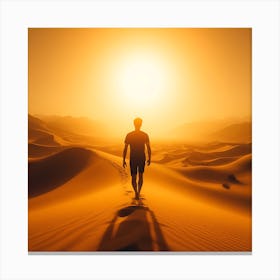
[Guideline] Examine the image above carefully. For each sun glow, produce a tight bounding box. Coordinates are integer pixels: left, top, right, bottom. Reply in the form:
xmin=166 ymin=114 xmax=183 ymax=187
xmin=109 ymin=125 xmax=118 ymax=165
xmin=118 ymin=54 xmax=167 ymax=107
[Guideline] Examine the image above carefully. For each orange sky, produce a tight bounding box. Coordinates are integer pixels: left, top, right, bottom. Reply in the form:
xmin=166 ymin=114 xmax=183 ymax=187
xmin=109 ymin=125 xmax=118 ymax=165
xmin=28 ymin=28 xmax=251 ymax=136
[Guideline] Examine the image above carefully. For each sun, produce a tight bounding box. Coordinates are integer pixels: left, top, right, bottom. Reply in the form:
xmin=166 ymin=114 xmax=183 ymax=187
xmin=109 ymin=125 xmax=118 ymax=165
xmin=118 ymin=54 xmax=166 ymax=106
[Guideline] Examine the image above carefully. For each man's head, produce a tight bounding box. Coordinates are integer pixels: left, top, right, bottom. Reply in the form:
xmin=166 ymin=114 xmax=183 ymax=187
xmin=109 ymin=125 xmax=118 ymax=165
xmin=134 ymin=117 xmax=142 ymax=131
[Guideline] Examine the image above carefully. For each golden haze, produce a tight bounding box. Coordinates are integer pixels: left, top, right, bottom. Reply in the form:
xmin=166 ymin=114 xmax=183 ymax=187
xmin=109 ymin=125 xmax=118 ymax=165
xmin=28 ymin=28 xmax=251 ymax=138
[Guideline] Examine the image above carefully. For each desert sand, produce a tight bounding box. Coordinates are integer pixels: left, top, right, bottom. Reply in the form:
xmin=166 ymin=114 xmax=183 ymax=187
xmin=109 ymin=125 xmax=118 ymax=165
xmin=28 ymin=116 xmax=251 ymax=252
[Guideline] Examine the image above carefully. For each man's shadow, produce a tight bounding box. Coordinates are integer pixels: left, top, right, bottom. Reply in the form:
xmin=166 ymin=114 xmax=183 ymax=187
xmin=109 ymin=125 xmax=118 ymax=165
xmin=97 ymin=201 xmax=169 ymax=251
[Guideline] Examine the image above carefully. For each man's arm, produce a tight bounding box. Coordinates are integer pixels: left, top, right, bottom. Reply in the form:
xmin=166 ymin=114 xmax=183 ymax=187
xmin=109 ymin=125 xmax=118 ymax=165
xmin=123 ymin=143 xmax=128 ymax=168
xmin=146 ymin=142 xmax=151 ymax=166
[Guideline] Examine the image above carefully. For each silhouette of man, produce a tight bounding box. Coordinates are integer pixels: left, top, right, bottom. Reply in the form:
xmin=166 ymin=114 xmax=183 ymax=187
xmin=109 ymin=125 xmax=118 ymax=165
xmin=123 ymin=118 xmax=151 ymax=200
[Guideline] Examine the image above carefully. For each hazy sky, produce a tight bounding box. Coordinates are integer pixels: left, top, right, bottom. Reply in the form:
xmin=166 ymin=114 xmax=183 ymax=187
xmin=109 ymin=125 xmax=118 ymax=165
xmin=29 ymin=28 xmax=251 ymax=136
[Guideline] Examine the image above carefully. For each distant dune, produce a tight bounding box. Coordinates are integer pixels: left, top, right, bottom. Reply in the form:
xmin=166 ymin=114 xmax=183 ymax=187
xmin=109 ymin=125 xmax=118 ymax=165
xmin=183 ymin=143 xmax=251 ymax=164
xmin=29 ymin=129 xmax=60 ymax=146
xmin=37 ymin=115 xmax=107 ymax=138
xmin=28 ymin=114 xmax=50 ymax=132
xmin=210 ymin=122 xmax=252 ymax=143
xmin=28 ymin=114 xmax=63 ymax=146
xmin=171 ymin=120 xmax=251 ymax=143
xmin=153 ymin=142 xmax=251 ymax=168
xmin=171 ymin=121 xmax=226 ymax=141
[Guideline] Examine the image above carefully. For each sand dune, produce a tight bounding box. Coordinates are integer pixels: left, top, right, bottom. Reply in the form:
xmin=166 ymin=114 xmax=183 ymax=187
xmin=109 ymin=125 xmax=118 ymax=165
xmin=187 ymin=143 xmax=251 ymax=159
xmin=29 ymin=147 xmax=92 ymax=197
xmin=29 ymin=128 xmax=60 ymax=146
xmin=28 ymin=114 xmax=50 ymax=132
xmin=171 ymin=121 xmax=251 ymax=143
xmin=29 ymin=114 xmax=54 ymax=143
xmin=28 ymin=114 xmax=79 ymax=147
xmin=153 ymin=143 xmax=251 ymax=168
xmin=29 ymin=141 xmax=251 ymax=252
xmin=178 ymin=154 xmax=251 ymax=184
xmin=194 ymin=143 xmax=236 ymax=153
xmin=37 ymin=115 xmax=107 ymax=138
xmin=210 ymin=122 xmax=251 ymax=143
xmin=186 ymin=156 xmax=239 ymax=166
xmin=28 ymin=148 xmax=121 ymax=208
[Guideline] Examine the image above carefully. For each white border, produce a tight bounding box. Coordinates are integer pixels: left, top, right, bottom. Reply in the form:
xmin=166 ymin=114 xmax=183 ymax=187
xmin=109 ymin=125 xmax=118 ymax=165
xmin=1 ymin=0 xmax=279 ymax=279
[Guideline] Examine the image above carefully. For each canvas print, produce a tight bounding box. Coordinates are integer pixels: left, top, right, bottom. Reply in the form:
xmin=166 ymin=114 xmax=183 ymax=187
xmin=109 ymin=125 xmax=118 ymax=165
xmin=28 ymin=28 xmax=252 ymax=252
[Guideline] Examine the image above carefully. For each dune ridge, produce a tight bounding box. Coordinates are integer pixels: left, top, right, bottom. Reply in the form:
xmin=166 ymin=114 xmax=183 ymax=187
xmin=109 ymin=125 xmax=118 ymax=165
xmin=177 ymin=154 xmax=251 ymax=184
xmin=28 ymin=143 xmax=65 ymax=159
xmin=29 ymin=128 xmax=61 ymax=146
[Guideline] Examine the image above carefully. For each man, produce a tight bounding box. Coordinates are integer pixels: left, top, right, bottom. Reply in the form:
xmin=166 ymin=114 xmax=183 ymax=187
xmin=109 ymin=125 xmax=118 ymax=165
xmin=123 ymin=118 xmax=151 ymax=200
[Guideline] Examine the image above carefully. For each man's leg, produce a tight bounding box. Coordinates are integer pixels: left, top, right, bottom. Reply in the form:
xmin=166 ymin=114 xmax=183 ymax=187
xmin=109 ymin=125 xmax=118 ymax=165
xmin=130 ymin=159 xmax=138 ymax=199
xmin=138 ymin=172 xmax=143 ymax=197
xmin=131 ymin=175 xmax=138 ymax=198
